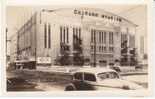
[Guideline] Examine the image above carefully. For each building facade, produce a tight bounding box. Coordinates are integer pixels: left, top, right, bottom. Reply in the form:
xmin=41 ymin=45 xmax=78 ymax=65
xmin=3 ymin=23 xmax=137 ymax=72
xmin=10 ymin=34 xmax=17 ymax=62
xmin=10 ymin=8 xmax=137 ymax=67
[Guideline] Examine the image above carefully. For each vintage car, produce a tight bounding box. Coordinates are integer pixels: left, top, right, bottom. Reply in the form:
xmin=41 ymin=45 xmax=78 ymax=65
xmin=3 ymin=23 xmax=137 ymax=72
xmin=65 ymin=68 xmax=143 ymax=91
xmin=7 ymin=77 xmax=38 ymax=91
xmin=10 ymin=60 xmax=36 ymax=70
xmin=110 ymin=66 xmax=121 ymax=72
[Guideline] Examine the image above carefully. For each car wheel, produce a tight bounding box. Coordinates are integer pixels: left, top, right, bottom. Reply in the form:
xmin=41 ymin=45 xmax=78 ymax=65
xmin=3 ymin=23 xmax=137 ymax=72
xmin=65 ymin=85 xmax=76 ymax=91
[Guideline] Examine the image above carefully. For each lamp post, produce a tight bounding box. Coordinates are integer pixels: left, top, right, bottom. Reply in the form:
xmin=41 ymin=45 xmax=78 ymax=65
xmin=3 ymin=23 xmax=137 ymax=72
xmin=94 ymin=30 xmax=96 ymax=67
xmin=6 ymin=28 xmax=11 ymax=62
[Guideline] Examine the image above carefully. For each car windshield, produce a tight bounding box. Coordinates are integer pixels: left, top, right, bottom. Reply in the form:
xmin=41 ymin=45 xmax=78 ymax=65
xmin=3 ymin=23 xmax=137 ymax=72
xmin=97 ymin=72 xmax=119 ymax=80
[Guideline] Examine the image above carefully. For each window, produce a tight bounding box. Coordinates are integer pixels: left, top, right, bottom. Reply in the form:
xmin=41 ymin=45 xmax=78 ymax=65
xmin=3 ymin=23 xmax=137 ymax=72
xmin=63 ymin=27 xmax=65 ymax=43
xmin=48 ymin=24 xmax=51 ymax=48
xmin=60 ymin=26 xmax=69 ymax=44
xmin=73 ymin=27 xmax=81 ymax=45
xmin=99 ymin=46 xmax=102 ymax=52
xmin=109 ymin=32 xmax=114 ymax=44
xmin=95 ymin=13 xmax=98 ymax=17
xmin=99 ymin=32 xmax=101 ymax=43
xmin=109 ymin=47 xmax=114 ymax=52
xmin=112 ymin=47 xmax=114 ymax=52
xmin=91 ymin=45 xmax=94 ymax=51
xmin=78 ymin=10 xmax=81 ymax=15
xmin=84 ymin=73 xmax=96 ymax=82
xmin=91 ymin=29 xmax=94 ymax=43
xmin=94 ymin=30 xmax=96 ymax=43
xmin=60 ymin=26 xmax=62 ymax=43
xmin=75 ymin=28 xmax=78 ymax=44
xmin=74 ymin=9 xmax=77 ymax=14
xmin=104 ymin=32 xmax=106 ymax=44
xmin=109 ymin=32 xmax=111 ymax=44
xmin=66 ymin=27 xmax=69 ymax=43
xmin=85 ymin=11 xmax=88 ymax=15
xmin=121 ymin=33 xmax=127 ymax=44
xmin=112 ymin=32 xmax=114 ymax=44
xmin=101 ymin=32 xmax=103 ymax=43
xmin=74 ymin=72 xmax=83 ymax=80
xmin=73 ymin=27 xmax=75 ymax=44
xmin=79 ymin=28 xmax=81 ymax=44
xmin=76 ymin=28 xmax=78 ymax=41
xmin=104 ymin=47 xmax=106 ymax=51
xmin=44 ymin=23 xmax=47 ymax=48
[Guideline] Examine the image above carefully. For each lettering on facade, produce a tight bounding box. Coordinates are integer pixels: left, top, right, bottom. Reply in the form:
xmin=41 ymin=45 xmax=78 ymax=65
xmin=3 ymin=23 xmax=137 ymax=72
xmin=74 ymin=9 xmax=122 ymax=22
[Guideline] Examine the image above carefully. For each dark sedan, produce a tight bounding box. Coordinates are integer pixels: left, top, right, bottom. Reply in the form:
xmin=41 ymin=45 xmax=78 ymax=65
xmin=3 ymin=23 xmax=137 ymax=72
xmin=7 ymin=77 xmax=39 ymax=91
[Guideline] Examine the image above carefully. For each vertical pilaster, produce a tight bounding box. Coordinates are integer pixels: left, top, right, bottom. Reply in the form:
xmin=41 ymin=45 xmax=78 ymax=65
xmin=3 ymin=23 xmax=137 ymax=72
xmin=69 ymin=26 xmax=73 ymax=65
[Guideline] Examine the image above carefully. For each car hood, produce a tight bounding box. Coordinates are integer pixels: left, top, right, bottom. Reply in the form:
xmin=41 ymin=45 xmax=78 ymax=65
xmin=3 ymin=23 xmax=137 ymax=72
xmin=97 ymin=79 xmax=143 ymax=90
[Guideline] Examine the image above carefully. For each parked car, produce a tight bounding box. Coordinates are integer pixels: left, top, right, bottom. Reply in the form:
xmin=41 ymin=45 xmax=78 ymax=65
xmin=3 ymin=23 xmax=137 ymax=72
xmin=65 ymin=68 xmax=143 ymax=91
xmin=10 ymin=60 xmax=36 ymax=70
xmin=7 ymin=77 xmax=37 ymax=91
xmin=110 ymin=66 xmax=121 ymax=72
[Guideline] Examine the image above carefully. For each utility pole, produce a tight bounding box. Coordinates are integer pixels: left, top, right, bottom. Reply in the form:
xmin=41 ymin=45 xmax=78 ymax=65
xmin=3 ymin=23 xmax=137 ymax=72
xmin=94 ymin=30 xmax=96 ymax=67
xmin=17 ymin=31 xmax=19 ymax=60
xmin=6 ymin=28 xmax=8 ymax=58
xmin=6 ymin=28 xmax=11 ymax=62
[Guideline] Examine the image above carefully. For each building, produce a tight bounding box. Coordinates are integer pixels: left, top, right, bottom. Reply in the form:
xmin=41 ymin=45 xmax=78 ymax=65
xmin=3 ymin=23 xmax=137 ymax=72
xmin=10 ymin=34 xmax=17 ymax=62
xmin=17 ymin=13 xmax=37 ymax=62
xmin=10 ymin=8 xmax=137 ymax=67
xmin=118 ymin=5 xmax=147 ymax=66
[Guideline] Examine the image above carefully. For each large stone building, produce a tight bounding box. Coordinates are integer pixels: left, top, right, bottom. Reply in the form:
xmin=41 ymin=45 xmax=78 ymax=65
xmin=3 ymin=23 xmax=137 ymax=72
xmin=10 ymin=8 xmax=137 ymax=67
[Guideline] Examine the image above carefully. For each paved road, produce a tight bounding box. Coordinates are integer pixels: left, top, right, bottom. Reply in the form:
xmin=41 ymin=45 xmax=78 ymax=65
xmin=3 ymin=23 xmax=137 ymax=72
xmin=122 ymin=75 xmax=148 ymax=88
xmin=35 ymin=74 xmax=148 ymax=91
xmin=7 ymin=69 xmax=148 ymax=91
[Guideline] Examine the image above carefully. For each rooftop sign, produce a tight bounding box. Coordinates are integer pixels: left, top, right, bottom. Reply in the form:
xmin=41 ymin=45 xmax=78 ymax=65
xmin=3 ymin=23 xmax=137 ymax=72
xmin=74 ymin=9 xmax=122 ymax=22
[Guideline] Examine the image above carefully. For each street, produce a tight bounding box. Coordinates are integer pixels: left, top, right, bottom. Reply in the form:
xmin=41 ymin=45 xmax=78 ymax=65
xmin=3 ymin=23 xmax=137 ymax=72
xmin=122 ymin=75 xmax=148 ymax=88
xmin=7 ymin=67 xmax=148 ymax=91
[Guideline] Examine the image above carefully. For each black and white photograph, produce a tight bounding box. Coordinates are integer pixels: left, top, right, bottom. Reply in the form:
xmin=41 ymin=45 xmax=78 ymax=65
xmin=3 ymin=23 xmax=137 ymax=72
xmin=2 ymin=0 xmax=153 ymax=97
